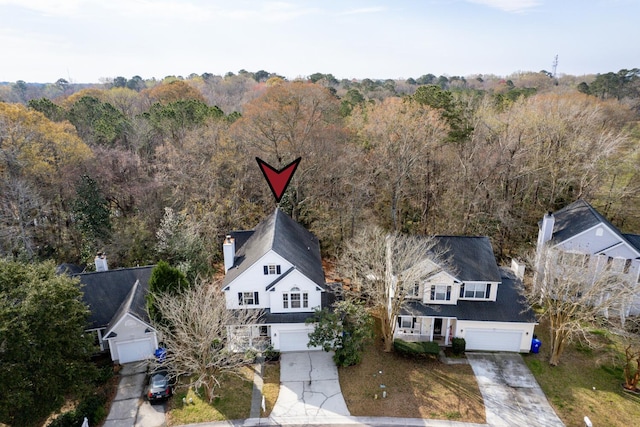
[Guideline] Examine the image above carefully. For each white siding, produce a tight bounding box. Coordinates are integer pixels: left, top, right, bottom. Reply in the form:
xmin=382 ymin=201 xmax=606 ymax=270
xmin=224 ymin=250 xmax=293 ymax=309
xmin=106 ymin=313 xmax=158 ymax=363
xmin=268 ymin=269 xmax=322 ymax=313
xmin=423 ymin=271 xmax=459 ymax=305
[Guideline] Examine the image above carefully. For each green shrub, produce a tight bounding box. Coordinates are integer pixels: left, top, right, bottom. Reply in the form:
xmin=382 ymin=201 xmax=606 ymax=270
xmin=393 ymin=339 xmax=440 ymax=357
xmin=48 ymin=394 xmax=108 ymax=427
xmin=264 ymin=345 xmax=280 ymax=362
xmin=48 ymin=412 xmax=81 ymax=427
xmin=452 ymin=337 xmax=466 ymax=355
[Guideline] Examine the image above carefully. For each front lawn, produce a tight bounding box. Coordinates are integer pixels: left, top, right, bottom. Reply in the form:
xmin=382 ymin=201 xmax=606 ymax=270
xmin=338 ymin=337 xmax=485 ymax=423
xmin=166 ymin=367 xmax=254 ymax=425
xmin=524 ymin=321 xmax=640 ymax=427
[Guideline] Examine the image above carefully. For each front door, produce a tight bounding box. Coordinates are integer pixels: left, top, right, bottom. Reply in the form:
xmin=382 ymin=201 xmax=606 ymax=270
xmin=434 ymin=318 xmax=443 ymax=336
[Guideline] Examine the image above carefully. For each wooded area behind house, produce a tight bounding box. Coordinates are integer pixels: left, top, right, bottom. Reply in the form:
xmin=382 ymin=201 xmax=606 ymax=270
xmin=1 ymin=69 xmax=639 ymax=275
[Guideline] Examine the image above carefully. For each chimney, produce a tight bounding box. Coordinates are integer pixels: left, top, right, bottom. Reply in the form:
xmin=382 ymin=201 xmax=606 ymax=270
xmin=223 ymin=235 xmax=236 ymax=273
xmin=95 ymin=252 xmax=108 ymax=272
xmin=537 ymin=211 xmax=555 ymax=249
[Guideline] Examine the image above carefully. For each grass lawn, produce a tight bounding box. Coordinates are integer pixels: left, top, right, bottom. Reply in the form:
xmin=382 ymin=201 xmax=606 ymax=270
xmin=166 ymin=361 xmax=281 ymax=425
xmin=166 ymin=366 xmax=255 ymax=426
xmin=524 ymin=321 xmax=640 ymax=427
xmin=338 ymin=337 xmax=485 ymax=423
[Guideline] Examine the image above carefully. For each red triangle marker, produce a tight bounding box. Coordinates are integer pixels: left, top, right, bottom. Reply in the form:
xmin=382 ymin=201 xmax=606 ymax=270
xmin=256 ymin=157 xmax=301 ymax=203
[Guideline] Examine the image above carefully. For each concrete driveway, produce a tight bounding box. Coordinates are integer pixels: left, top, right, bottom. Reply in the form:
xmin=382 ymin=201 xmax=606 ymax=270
xmin=104 ymin=362 xmax=167 ymax=427
xmin=466 ymin=353 xmax=564 ymax=427
xmin=270 ymin=351 xmax=351 ymax=424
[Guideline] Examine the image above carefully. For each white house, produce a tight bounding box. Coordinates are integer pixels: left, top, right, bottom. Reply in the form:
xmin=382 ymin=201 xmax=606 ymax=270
xmin=396 ymin=236 xmax=537 ymax=353
xmin=536 ymin=199 xmax=640 ymax=317
xmin=222 ymin=208 xmax=330 ymax=352
xmin=76 ymin=264 xmax=160 ymax=364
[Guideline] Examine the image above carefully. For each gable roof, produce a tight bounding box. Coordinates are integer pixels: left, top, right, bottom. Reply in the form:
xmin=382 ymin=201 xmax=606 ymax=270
xmin=402 ymin=268 xmax=535 ymax=323
xmin=104 ymin=278 xmax=154 ymax=338
xmin=431 ymin=236 xmax=501 ymax=283
xmin=75 ymin=266 xmax=154 ymax=330
xmin=222 ymin=208 xmax=325 ymax=289
xmin=549 ymin=199 xmax=640 ymax=254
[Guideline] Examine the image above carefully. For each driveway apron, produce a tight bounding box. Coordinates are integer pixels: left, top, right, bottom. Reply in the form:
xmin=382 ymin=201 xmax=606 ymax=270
xmin=104 ymin=362 xmax=167 ymax=427
xmin=270 ymin=351 xmax=350 ymax=424
xmin=466 ymin=353 xmax=564 ymax=427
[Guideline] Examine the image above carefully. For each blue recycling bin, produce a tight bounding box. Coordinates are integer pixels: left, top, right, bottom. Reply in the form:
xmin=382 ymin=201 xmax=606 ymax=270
xmin=530 ymin=338 xmax=541 ymax=354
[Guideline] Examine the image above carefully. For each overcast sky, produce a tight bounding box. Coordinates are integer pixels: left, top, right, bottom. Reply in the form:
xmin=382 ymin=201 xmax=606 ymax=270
xmin=1 ymin=0 xmax=638 ymax=83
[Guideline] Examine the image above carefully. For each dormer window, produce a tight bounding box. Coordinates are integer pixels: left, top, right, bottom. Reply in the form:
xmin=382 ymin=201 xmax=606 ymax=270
xmin=264 ymin=264 xmax=281 ymax=275
xmin=407 ymin=283 xmax=420 ymax=298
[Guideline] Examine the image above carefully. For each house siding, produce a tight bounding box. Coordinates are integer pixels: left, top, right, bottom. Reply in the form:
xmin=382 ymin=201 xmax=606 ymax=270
xmin=267 ymin=269 xmax=322 ymax=313
xmin=224 ymin=250 xmax=293 ymax=309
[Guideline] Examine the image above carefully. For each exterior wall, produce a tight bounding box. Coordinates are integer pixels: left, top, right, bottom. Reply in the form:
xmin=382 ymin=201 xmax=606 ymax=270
xmin=267 ymin=269 xmax=322 ymax=314
xmin=423 ymin=271 xmax=459 ymax=305
xmin=224 ymin=250 xmax=293 ymax=309
xmin=456 ymin=320 xmax=535 ymax=353
xmin=394 ymin=316 xmax=457 ymax=345
xmin=106 ymin=313 xmax=158 ymax=362
xmin=557 ymin=224 xmax=627 ymax=255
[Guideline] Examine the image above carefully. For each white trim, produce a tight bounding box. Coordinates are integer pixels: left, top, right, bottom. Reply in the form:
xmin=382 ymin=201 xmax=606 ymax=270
xmin=104 ymin=312 xmax=156 ymax=339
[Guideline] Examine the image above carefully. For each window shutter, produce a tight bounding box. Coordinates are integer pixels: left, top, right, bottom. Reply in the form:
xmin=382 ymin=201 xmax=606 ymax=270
xmin=485 ymin=283 xmax=491 ymax=299
xmin=254 ymin=292 xmax=259 ymax=305
xmin=398 ymin=317 xmax=402 ymax=327
xmin=459 ymin=283 xmax=465 ymax=298
xmin=263 ymin=266 xmax=268 ymax=275
xmin=412 ymin=317 xmax=417 ymax=328
xmin=446 ymin=286 xmax=451 ymax=300
xmin=276 ymin=265 xmax=281 ymax=274
xmin=430 ymin=285 xmax=435 ymax=300
xmin=238 ymin=292 xmax=243 ymax=305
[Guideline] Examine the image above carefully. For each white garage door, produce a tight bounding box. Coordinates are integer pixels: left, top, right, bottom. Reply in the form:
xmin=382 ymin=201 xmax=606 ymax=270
xmin=464 ymin=329 xmax=522 ymax=352
xmin=278 ymin=330 xmax=315 ymax=352
xmin=116 ymin=338 xmax=154 ymax=363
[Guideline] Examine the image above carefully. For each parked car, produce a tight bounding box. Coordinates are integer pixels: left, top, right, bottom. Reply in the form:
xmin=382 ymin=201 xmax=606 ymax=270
xmin=146 ymin=370 xmax=173 ymax=403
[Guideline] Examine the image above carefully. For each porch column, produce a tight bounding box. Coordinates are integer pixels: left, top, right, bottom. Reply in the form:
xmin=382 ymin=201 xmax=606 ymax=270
xmin=429 ymin=318 xmax=434 ymax=342
xmin=97 ymin=329 xmax=104 ymax=351
xmin=444 ymin=318 xmax=451 ymax=345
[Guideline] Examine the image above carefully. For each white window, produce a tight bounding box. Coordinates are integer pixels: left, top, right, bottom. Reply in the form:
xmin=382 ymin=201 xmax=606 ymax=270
xmin=238 ymin=291 xmax=259 ymax=305
xmin=400 ymin=316 xmax=414 ymax=329
xmin=264 ymin=264 xmax=281 ymax=275
xmin=430 ymin=284 xmax=451 ymax=301
xmin=283 ymin=286 xmax=308 ymax=309
xmin=407 ymin=283 xmax=420 ymax=298
xmin=463 ymin=283 xmax=489 ymax=299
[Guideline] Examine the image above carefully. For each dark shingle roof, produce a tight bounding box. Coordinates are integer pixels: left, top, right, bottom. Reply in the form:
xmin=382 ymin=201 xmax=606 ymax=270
xmin=105 ymin=278 xmax=153 ymax=333
xmin=223 ymin=208 xmax=325 ymax=289
xmin=75 ymin=266 xmax=154 ymax=329
xmin=401 ymin=268 xmax=535 ymax=323
xmin=549 ymin=200 xmax=640 ymax=256
xmin=432 ymin=236 xmax=501 ymax=282
xmin=623 ymin=234 xmax=640 ymax=253
xmin=550 ymin=199 xmax=608 ymax=243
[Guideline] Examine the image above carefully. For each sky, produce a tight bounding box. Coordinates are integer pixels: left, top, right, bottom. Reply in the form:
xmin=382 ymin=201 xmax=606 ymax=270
xmin=1 ymin=0 xmax=638 ymax=83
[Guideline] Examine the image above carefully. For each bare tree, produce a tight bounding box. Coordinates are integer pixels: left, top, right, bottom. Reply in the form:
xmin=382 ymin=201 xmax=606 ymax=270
xmin=338 ymin=226 xmax=444 ymax=352
xmin=530 ymin=246 xmax=638 ymax=366
xmin=151 ymin=280 xmax=262 ymax=401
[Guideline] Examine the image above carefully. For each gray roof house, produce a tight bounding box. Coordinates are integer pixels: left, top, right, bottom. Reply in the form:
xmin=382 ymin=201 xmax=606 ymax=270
xmin=75 ymin=265 xmax=159 ymax=364
xmin=221 ymin=208 xmax=331 ymax=352
xmin=397 ymin=236 xmax=536 ymax=353
xmin=536 ymin=199 xmax=640 ymax=316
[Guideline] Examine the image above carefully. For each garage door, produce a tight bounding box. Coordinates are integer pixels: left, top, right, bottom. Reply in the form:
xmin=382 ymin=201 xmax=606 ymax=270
xmin=464 ymin=329 xmax=522 ymax=352
xmin=278 ymin=330 xmax=317 ymax=352
xmin=116 ymin=338 xmax=154 ymax=363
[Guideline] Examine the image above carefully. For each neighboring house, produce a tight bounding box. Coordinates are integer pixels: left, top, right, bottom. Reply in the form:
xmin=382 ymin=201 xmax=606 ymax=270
xmin=397 ymin=236 xmax=536 ymax=353
xmin=75 ymin=263 xmax=160 ymax=364
xmin=536 ymin=199 xmax=640 ymax=317
xmin=222 ymin=208 xmax=331 ymax=352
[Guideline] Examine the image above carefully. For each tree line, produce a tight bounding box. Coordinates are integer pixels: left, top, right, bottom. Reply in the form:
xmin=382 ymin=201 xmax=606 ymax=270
xmin=0 ymin=69 xmax=639 ymax=278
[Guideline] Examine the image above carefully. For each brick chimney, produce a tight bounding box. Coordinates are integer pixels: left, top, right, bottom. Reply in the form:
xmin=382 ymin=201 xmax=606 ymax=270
xmin=223 ymin=235 xmax=236 ymax=273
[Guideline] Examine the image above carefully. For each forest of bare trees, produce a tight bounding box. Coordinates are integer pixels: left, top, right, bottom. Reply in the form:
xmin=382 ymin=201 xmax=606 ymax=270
xmin=1 ymin=69 xmax=639 ymax=275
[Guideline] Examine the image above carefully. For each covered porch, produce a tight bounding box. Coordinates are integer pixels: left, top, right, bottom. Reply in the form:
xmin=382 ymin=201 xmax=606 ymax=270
xmin=394 ymin=316 xmax=457 ymax=346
